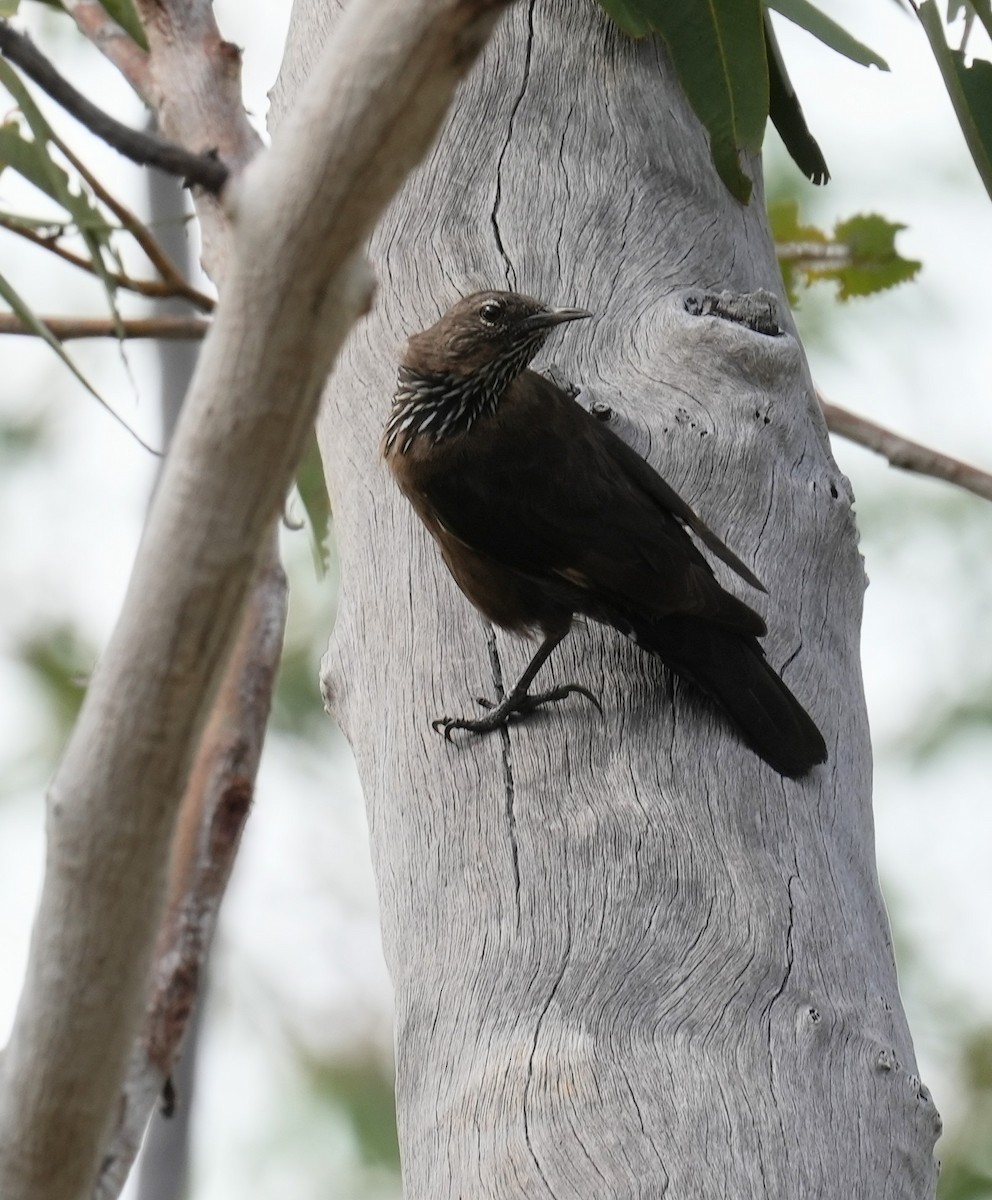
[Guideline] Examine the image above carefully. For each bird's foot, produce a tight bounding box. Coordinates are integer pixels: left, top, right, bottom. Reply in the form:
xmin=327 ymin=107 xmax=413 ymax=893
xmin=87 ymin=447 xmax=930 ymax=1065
xmin=432 ymin=683 xmax=602 ymax=740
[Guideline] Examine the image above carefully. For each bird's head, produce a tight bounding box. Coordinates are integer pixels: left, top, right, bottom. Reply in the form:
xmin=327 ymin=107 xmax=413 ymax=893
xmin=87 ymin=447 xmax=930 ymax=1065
xmin=385 ymin=291 xmax=590 ymax=455
xmin=403 ymin=290 xmax=591 ymax=382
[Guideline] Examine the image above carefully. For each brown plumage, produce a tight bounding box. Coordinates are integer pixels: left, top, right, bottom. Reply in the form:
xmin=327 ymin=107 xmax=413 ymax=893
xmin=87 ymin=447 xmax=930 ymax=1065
xmin=383 ymin=290 xmax=827 ymax=777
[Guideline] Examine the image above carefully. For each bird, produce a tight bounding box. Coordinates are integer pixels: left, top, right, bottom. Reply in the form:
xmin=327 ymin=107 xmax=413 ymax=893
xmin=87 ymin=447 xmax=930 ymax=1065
xmin=382 ymin=289 xmax=827 ymax=778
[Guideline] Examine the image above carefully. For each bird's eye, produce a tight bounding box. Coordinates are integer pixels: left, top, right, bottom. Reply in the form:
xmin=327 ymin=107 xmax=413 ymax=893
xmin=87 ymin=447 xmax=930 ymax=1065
xmin=479 ymin=301 xmax=503 ymax=326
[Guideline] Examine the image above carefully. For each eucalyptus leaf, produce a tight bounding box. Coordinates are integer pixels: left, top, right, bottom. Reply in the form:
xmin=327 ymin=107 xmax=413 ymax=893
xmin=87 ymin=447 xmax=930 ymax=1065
xmin=0 ymin=62 xmax=106 ymax=233
xmin=296 ymin=433 xmax=332 ymax=577
xmin=917 ymin=0 xmax=992 ymax=203
xmin=766 ymin=0 xmax=889 ymax=70
xmin=0 ymin=268 xmax=156 ymax=452
xmin=96 ymin=0 xmax=148 ymax=51
xmin=598 ymin=0 xmax=767 ymax=202
xmin=967 ymin=0 xmax=992 ymax=43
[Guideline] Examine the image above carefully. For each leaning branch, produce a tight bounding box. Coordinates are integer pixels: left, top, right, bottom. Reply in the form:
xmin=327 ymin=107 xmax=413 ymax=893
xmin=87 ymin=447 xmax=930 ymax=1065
xmin=0 ymin=2 xmax=514 ymax=1199
xmin=0 ymin=20 xmax=228 ymax=191
xmin=821 ymin=395 xmax=992 ymax=504
xmin=92 ymin=543 xmax=287 ymax=1200
xmin=61 ymin=1 xmax=151 ymax=100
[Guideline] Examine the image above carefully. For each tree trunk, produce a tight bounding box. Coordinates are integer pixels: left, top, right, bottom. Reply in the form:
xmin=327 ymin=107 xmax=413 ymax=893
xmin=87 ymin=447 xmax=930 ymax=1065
xmin=275 ymin=2 xmax=941 ymax=1194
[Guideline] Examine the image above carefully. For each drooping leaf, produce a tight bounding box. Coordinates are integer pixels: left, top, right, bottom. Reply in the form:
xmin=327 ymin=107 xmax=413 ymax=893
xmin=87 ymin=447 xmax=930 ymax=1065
xmin=770 ymin=202 xmax=921 ymax=301
xmin=967 ymin=0 xmax=992 ymax=43
xmin=96 ymin=0 xmax=148 ymax=51
xmin=767 ymin=0 xmax=889 ymax=69
xmin=0 ymin=268 xmax=156 ymax=451
xmin=764 ymin=14 xmax=829 ymax=183
xmin=0 ymin=64 xmax=108 ymax=235
xmin=296 ymin=432 xmax=332 ymax=576
xmin=0 ymin=64 xmax=126 ymax=333
xmin=598 ymin=0 xmax=767 ymax=202
xmin=916 ymin=0 xmax=992 ymax=202
xmin=597 ymin=0 xmax=652 ymax=36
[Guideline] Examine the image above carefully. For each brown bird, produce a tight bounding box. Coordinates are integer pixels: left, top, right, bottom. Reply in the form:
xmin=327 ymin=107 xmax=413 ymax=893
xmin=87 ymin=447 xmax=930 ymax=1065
xmin=383 ymin=290 xmax=827 ymax=777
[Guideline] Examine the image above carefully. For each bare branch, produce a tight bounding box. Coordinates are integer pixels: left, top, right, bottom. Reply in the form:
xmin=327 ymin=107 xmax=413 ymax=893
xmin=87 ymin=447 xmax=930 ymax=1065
xmin=52 ymin=136 xmax=211 ymax=297
xmin=821 ymin=395 xmax=992 ymax=503
xmin=0 ymin=2 xmax=514 ymax=1198
xmin=92 ymin=544 xmax=287 ymax=1200
xmin=0 ymin=313 xmax=208 ymax=339
xmin=62 ymin=1 xmax=152 ymax=100
xmin=0 ymin=20 xmax=228 ymax=191
xmin=0 ymin=217 xmax=216 ymax=311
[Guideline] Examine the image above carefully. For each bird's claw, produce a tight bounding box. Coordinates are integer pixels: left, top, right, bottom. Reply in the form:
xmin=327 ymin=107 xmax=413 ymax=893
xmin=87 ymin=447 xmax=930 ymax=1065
xmin=432 ymin=681 xmax=602 ymax=738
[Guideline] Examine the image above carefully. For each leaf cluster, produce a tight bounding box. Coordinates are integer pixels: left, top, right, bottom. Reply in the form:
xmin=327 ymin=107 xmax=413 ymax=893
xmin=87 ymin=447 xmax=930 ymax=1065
xmin=770 ymin=200 xmax=921 ymax=302
xmin=597 ymin=0 xmax=887 ymax=199
xmin=597 ymin=0 xmax=992 ymax=209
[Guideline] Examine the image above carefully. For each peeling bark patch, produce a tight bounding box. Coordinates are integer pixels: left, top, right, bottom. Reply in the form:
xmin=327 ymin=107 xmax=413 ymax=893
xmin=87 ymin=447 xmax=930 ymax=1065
xmin=490 ymin=0 xmax=536 ymax=288
xmin=684 ymin=289 xmax=783 ymax=338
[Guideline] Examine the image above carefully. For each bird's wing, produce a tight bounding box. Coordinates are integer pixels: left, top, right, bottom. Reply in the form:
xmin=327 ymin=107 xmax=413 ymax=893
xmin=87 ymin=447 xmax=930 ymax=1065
xmin=593 ymin=418 xmax=766 ymax=593
xmin=416 ymin=373 xmax=764 ymax=633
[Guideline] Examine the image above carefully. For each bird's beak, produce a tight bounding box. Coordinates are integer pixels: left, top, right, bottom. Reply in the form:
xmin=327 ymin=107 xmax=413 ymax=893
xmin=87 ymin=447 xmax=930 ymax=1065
xmin=523 ymin=306 xmax=593 ymax=331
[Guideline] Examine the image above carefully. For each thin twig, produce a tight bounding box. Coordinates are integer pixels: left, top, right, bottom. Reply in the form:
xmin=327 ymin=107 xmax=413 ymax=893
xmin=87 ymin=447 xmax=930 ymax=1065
xmin=820 ymin=395 xmax=992 ymax=503
xmin=48 ymin=136 xmax=214 ymax=306
xmin=0 ymin=313 xmax=208 ymax=339
xmin=0 ymin=218 xmax=214 ymax=309
xmin=0 ymin=20 xmax=228 ymax=192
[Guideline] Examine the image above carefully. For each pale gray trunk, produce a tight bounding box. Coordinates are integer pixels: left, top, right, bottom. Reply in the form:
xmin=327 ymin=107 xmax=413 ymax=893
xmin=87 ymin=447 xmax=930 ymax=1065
xmin=274 ymin=2 xmax=940 ymax=1195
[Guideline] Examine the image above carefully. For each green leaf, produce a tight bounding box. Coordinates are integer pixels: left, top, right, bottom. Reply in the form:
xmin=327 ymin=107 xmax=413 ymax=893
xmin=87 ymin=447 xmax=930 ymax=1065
xmin=967 ymin=0 xmax=992 ymax=43
xmin=766 ymin=0 xmax=889 ymax=69
xmin=0 ymin=64 xmax=106 ymax=234
xmin=771 ymin=203 xmax=921 ymax=301
xmin=598 ymin=0 xmax=767 ymax=202
xmin=917 ymin=0 xmax=992 ymax=203
xmin=19 ymin=624 xmax=92 ymax=735
xmin=0 ymin=0 xmax=20 ymax=15
xmin=0 ymin=64 xmax=126 ymax=332
xmin=0 ymin=267 xmax=156 ymax=450
xmin=96 ymin=0 xmax=148 ymax=51
xmin=830 ymin=214 xmax=921 ymax=298
xmin=296 ymin=433 xmax=332 ymax=576
xmin=768 ymin=197 xmax=827 ymax=244
xmin=597 ymin=0 xmax=652 ymax=36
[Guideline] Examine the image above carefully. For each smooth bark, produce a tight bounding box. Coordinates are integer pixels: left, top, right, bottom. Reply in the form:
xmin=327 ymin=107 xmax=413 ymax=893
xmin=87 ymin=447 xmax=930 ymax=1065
xmin=280 ymin=1 xmax=942 ymax=1195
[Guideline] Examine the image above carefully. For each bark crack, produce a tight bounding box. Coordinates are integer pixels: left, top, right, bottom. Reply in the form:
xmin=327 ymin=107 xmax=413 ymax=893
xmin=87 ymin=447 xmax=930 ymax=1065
xmin=490 ymin=0 xmax=536 ymax=288
xmin=766 ymin=872 xmax=798 ymax=1162
xmin=522 ymin=916 xmax=571 ymax=1195
xmin=605 ymin=189 xmax=636 ymax=303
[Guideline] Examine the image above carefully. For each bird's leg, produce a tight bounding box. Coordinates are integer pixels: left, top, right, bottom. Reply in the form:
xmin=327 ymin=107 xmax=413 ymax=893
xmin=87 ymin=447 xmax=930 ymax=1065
xmin=432 ymin=627 xmax=601 ymax=739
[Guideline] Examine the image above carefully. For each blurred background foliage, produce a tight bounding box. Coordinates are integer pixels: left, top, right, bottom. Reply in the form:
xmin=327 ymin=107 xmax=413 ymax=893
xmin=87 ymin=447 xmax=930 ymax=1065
xmin=0 ymin=3 xmax=990 ymax=1199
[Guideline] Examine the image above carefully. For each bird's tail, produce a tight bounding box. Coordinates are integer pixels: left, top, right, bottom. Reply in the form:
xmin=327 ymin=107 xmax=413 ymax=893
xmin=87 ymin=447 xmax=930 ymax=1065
xmin=623 ymin=615 xmax=828 ymax=778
